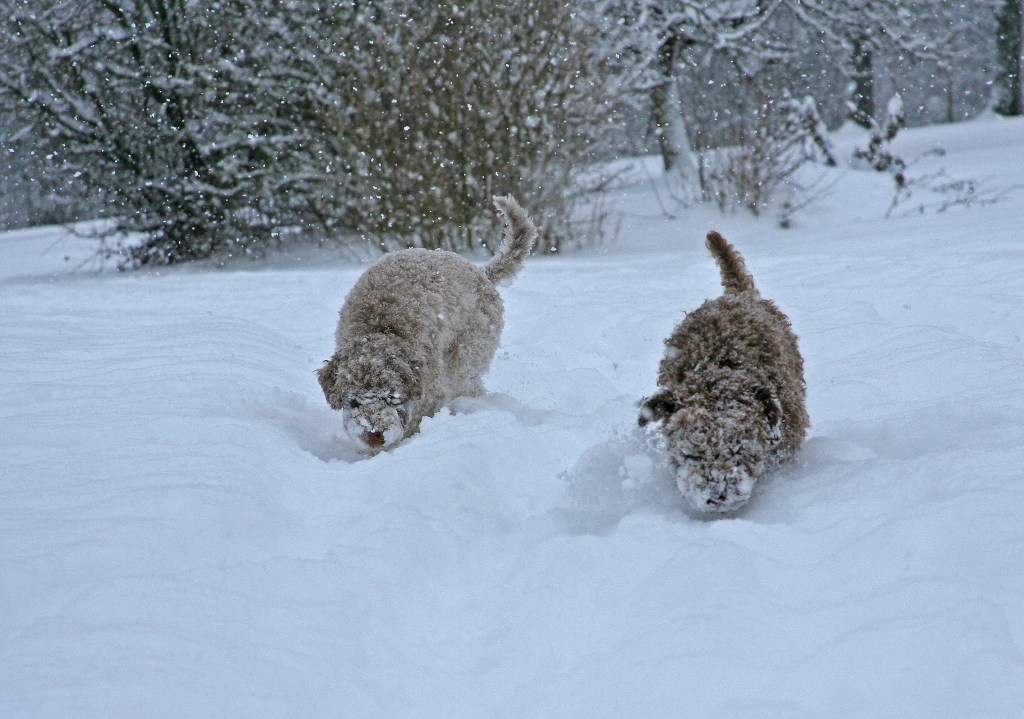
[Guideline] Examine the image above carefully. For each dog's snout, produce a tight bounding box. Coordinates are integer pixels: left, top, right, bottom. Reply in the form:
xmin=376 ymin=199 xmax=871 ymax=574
xmin=362 ymin=430 xmax=385 ymax=449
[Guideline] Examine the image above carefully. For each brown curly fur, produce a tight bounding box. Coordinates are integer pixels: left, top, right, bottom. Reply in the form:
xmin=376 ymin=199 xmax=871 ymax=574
xmin=640 ymin=231 xmax=809 ymax=512
xmin=318 ymin=195 xmax=537 ymax=453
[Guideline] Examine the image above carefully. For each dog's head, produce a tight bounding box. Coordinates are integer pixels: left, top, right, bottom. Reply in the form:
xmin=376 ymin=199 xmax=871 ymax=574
xmin=317 ymin=345 xmax=420 ymax=453
xmin=341 ymin=389 xmax=411 ymax=452
xmin=644 ymin=387 xmax=782 ymax=513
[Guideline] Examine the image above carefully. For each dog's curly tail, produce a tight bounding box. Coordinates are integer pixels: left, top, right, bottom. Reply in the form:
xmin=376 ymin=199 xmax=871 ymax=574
xmin=707 ymin=231 xmax=757 ymax=295
xmin=485 ymin=195 xmax=538 ymax=286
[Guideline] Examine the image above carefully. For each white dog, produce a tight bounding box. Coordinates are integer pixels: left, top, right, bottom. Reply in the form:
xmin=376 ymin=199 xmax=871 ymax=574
xmin=318 ymin=196 xmax=537 ymax=452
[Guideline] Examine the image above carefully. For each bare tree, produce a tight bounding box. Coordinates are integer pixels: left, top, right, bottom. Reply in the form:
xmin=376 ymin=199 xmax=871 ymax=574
xmin=779 ymin=0 xmax=939 ymax=126
xmin=994 ymin=0 xmax=1023 ymax=115
xmin=904 ymin=1 xmax=998 ymax=124
xmin=627 ymin=1 xmax=787 ymax=178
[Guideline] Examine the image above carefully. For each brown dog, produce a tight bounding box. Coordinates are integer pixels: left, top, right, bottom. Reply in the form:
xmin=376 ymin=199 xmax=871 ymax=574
xmin=640 ymin=232 xmax=809 ymax=512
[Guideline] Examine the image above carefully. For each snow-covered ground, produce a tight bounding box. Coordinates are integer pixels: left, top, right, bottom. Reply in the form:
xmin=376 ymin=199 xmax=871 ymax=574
xmin=2 ymin=117 xmax=1023 ymax=718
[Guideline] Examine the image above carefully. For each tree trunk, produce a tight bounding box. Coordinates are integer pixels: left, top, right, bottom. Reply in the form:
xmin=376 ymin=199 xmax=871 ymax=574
xmin=650 ymin=33 xmax=697 ymax=186
xmin=994 ymin=0 xmax=1023 ymax=116
xmin=651 ymin=36 xmax=683 ymax=172
xmin=848 ymin=34 xmax=875 ymax=127
xmin=946 ymin=68 xmax=955 ymax=123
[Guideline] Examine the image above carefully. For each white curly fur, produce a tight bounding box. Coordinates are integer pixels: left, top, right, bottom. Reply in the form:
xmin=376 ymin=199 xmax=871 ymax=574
xmin=640 ymin=231 xmax=809 ymax=513
xmin=318 ymin=195 xmax=537 ymax=452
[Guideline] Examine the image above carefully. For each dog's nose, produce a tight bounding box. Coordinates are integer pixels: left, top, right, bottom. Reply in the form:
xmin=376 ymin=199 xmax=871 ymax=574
xmin=362 ymin=430 xmax=385 ymax=449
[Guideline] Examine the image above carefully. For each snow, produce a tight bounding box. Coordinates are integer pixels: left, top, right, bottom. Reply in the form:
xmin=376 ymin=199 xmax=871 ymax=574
xmin=2 ymin=116 xmax=1024 ymax=717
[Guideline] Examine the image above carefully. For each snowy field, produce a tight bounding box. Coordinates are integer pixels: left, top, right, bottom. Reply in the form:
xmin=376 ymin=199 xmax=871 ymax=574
xmin=2 ymin=117 xmax=1023 ymax=718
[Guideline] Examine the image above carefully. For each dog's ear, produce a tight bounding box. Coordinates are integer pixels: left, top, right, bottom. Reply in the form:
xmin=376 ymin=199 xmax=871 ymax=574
xmin=639 ymin=391 xmax=677 ymax=427
xmin=316 ymin=356 xmax=343 ymax=409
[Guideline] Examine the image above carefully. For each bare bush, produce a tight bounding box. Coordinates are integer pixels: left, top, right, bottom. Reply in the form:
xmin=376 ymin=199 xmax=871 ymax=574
xmin=853 ymin=93 xmax=908 ymax=186
xmin=698 ymin=94 xmax=837 ymax=218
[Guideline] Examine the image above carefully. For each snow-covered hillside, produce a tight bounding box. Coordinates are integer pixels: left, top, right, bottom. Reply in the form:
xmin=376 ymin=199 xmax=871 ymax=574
xmin=2 ymin=117 xmax=1023 ymax=718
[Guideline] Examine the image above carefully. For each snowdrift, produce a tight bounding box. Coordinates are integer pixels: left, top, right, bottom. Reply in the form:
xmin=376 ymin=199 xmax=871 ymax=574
xmin=2 ymin=117 xmax=1023 ymax=717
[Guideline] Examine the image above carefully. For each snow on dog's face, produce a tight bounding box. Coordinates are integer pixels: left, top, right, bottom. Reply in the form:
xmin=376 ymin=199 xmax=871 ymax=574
xmin=662 ymin=403 xmax=768 ymax=513
xmin=342 ymin=390 xmax=410 ymax=452
xmin=642 ymin=388 xmax=782 ymax=513
xmin=317 ymin=341 xmax=421 ymax=453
